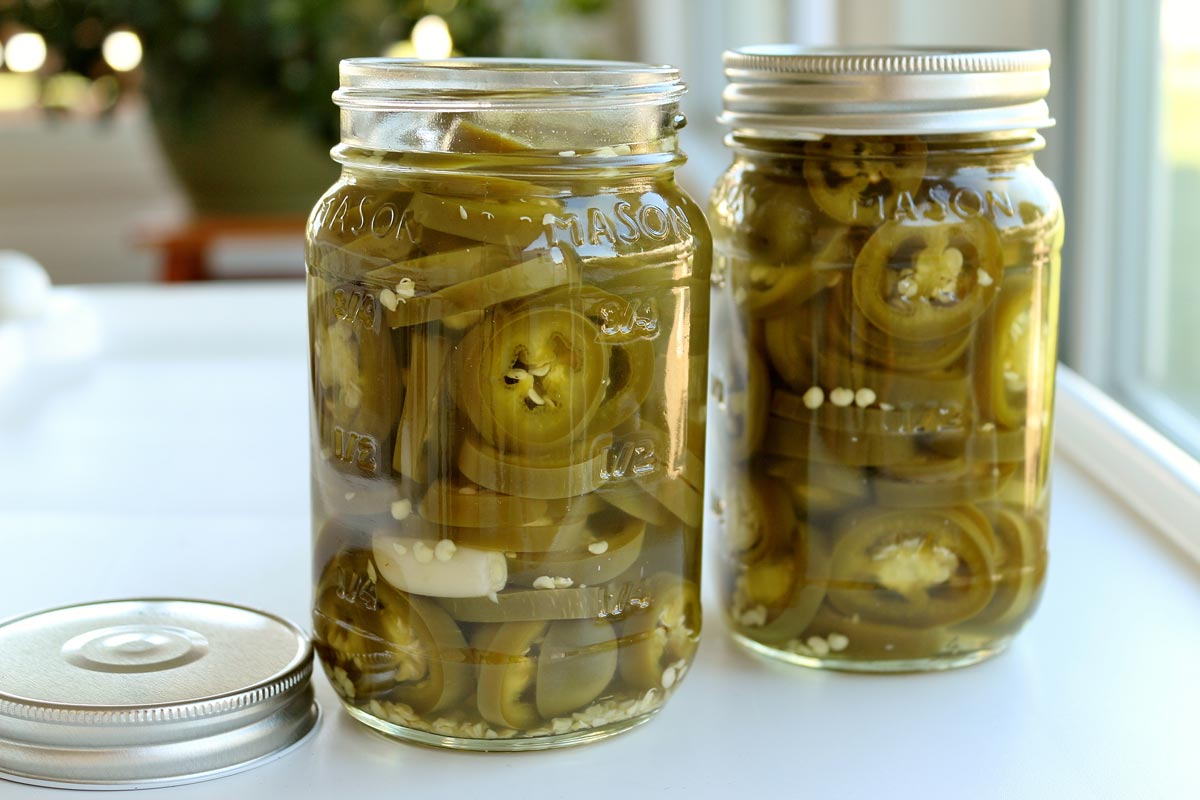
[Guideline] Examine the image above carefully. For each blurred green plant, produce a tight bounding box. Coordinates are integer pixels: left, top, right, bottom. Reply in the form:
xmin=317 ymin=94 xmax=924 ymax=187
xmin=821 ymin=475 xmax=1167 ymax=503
xmin=0 ymin=0 xmax=610 ymax=137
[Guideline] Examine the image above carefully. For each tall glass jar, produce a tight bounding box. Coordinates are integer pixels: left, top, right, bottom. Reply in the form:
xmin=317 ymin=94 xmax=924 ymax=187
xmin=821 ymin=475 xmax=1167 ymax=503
xmin=708 ymin=47 xmax=1062 ymax=671
xmin=307 ymin=59 xmax=710 ymax=749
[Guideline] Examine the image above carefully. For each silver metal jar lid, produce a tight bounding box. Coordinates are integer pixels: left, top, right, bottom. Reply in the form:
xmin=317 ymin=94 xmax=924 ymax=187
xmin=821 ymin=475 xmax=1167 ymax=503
xmin=719 ymin=45 xmax=1054 ymax=138
xmin=0 ymin=598 xmax=319 ymax=791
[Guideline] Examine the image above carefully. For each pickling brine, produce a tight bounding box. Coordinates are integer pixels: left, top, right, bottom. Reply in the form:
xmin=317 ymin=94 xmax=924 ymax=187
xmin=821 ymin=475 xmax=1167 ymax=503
xmin=710 ymin=47 xmax=1062 ymax=671
xmin=309 ymin=59 xmax=709 ymax=749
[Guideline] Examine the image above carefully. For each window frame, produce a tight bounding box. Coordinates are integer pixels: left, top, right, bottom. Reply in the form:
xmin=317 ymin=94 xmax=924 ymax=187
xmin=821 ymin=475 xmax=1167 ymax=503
xmin=1064 ymin=0 xmax=1200 ymax=458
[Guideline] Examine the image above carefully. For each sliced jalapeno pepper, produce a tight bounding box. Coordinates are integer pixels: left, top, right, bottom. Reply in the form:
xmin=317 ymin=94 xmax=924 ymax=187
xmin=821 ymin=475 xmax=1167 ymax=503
xmin=596 ymin=482 xmax=673 ymax=526
xmin=458 ymin=435 xmax=611 ymax=500
xmin=731 ymin=524 xmax=830 ymax=644
xmin=587 ymin=338 xmax=655 ymax=436
xmin=761 ymin=456 xmax=871 ymax=518
xmin=852 ymin=217 xmax=1003 ymax=341
xmin=475 ymin=618 xmax=618 ymax=729
xmin=394 ymin=329 xmax=451 ymax=482
xmin=460 ymin=305 xmax=609 ymax=451
xmin=508 ymin=513 xmax=646 ymax=587
xmin=312 ymin=287 xmax=404 ymax=446
xmin=619 ymin=573 xmax=700 ymax=690
xmin=762 ymin=296 xmax=825 ymax=391
xmin=313 ymin=549 xmax=471 ymax=713
xmin=710 ymin=295 xmax=769 ymax=460
xmin=803 ymin=138 xmax=927 ymax=226
xmin=873 ymin=458 xmax=1015 ymax=509
xmin=364 ymin=244 xmax=516 ymax=291
xmin=827 ymin=507 xmax=997 ymax=628
xmin=958 ymin=507 xmax=1046 ymax=630
xmin=408 ymin=191 xmax=559 ymax=248
xmin=764 ymin=403 xmax=923 ymax=468
xmin=977 ymin=274 xmax=1036 ymax=430
xmin=385 ymin=248 xmax=581 ymax=328
xmin=419 ymin=478 xmax=550 ymax=529
xmin=716 ymin=473 xmax=795 ymax=563
xmin=925 ymin=423 xmax=1029 ymax=464
xmin=617 ymin=423 xmax=704 ymax=527
xmin=440 ymin=585 xmax=624 ymax=623
xmin=447 ymin=119 xmax=533 ymax=153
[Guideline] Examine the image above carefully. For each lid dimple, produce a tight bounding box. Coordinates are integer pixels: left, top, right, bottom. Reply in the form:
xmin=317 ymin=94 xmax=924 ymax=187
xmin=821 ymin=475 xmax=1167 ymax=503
xmin=719 ymin=45 xmax=1054 ymax=137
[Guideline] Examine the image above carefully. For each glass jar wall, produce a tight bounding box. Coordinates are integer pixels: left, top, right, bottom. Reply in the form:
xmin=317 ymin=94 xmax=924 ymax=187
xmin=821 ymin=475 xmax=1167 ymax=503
xmin=709 ymin=48 xmax=1063 ymax=671
xmin=308 ymin=59 xmax=710 ymax=748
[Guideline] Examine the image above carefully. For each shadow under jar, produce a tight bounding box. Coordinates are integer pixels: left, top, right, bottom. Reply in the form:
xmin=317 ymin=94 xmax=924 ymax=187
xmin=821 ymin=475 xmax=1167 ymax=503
xmin=307 ymin=59 xmax=710 ymax=749
xmin=708 ymin=47 xmax=1063 ymax=672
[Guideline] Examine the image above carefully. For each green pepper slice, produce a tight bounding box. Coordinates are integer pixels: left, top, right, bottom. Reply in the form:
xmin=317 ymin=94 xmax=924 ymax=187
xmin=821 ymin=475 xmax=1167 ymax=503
xmin=394 ymin=329 xmax=451 ymax=482
xmin=385 ymin=248 xmax=581 ymax=328
xmin=447 ymin=119 xmax=533 ymax=153
xmin=716 ymin=473 xmax=795 ymax=563
xmin=364 ymin=244 xmax=516 ymax=291
xmin=958 ymin=508 xmax=1046 ymax=630
xmin=730 ymin=524 xmax=830 ymax=644
xmin=458 ymin=435 xmax=611 ymax=500
xmin=762 ymin=296 xmax=825 ymax=391
xmin=440 ymin=585 xmax=629 ymax=623
xmin=507 ymin=513 xmax=646 ymax=587
xmin=977 ymin=274 xmax=1037 ymax=430
xmin=852 ymin=217 xmax=1003 ymax=341
xmin=873 ymin=458 xmax=1015 ymax=509
xmin=461 ymin=306 xmax=609 ymax=451
xmin=761 ymin=456 xmax=870 ymax=518
xmin=535 ymin=620 xmax=619 ymax=719
xmin=418 ymin=478 xmax=550 ymax=529
xmin=312 ymin=284 xmax=403 ymax=449
xmin=587 ymin=338 xmax=656 ymax=436
xmin=827 ymin=507 xmax=997 ymax=628
xmin=313 ymin=549 xmax=471 ymax=712
xmin=925 ymin=423 xmax=1029 ymax=464
xmin=732 ymin=258 xmax=837 ymax=318
xmin=710 ymin=296 xmax=769 ymax=461
xmin=619 ymin=573 xmax=700 ymax=690
xmin=803 ymin=138 xmax=927 ymax=226
xmin=764 ymin=404 xmax=922 ymax=468
xmin=407 ymin=191 xmax=559 ymax=248
xmin=596 ymin=482 xmax=673 ymax=526
xmin=475 ymin=619 xmax=618 ymax=729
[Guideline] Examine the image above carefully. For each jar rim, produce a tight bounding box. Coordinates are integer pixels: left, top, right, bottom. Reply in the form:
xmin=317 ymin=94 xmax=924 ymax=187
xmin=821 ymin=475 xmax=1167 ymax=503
xmin=336 ymin=58 xmax=685 ymax=111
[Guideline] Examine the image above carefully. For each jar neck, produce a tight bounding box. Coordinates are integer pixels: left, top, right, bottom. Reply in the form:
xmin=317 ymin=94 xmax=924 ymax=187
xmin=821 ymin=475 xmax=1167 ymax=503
xmin=334 ymin=58 xmax=689 ymax=176
xmin=333 ymin=135 xmax=687 ymax=184
xmin=727 ymin=129 xmax=1045 ymax=165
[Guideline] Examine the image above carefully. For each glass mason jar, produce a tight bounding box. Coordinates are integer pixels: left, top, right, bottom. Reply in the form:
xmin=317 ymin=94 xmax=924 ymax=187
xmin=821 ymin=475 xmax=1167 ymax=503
xmin=307 ymin=59 xmax=710 ymax=749
xmin=708 ymin=47 xmax=1063 ymax=671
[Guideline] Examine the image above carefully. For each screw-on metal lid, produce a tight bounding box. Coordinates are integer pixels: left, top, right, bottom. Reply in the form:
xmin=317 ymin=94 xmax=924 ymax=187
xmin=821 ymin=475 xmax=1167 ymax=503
xmin=0 ymin=599 xmax=319 ymax=791
xmin=719 ymin=45 xmax=1054 ymax=138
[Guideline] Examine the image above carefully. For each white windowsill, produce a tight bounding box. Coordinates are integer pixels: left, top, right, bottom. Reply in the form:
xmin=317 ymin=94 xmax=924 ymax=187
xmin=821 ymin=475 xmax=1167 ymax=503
xmin=0 ymin=283 xmax=1195 ymax=799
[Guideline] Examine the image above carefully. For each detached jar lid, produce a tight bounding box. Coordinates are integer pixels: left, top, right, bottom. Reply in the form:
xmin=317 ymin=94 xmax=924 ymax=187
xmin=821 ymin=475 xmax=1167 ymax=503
xmin=719 ymin=45 xmax=1053 ymax=137
xmin=0 ymin=599 xmax=319 ymax=790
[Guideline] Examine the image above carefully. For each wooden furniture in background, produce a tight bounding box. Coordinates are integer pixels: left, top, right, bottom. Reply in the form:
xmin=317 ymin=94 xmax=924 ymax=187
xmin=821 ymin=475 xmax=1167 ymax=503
xmin=145 ymin=216 xmax=308 ymax=282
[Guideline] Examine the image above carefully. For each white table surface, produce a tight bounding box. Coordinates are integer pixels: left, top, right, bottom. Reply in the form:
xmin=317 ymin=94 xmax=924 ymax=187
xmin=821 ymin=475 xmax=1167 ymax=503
xmin=0 ymin=283 xmax=1196 ymax=800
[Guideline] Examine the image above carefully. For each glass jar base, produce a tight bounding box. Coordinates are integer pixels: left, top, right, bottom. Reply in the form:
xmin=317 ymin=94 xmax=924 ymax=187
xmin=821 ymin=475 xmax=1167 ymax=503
xmin=341 ymin=700 xmax=660 ymax=752
xmin=731 ymin=631 xmax=1013 ymax=673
